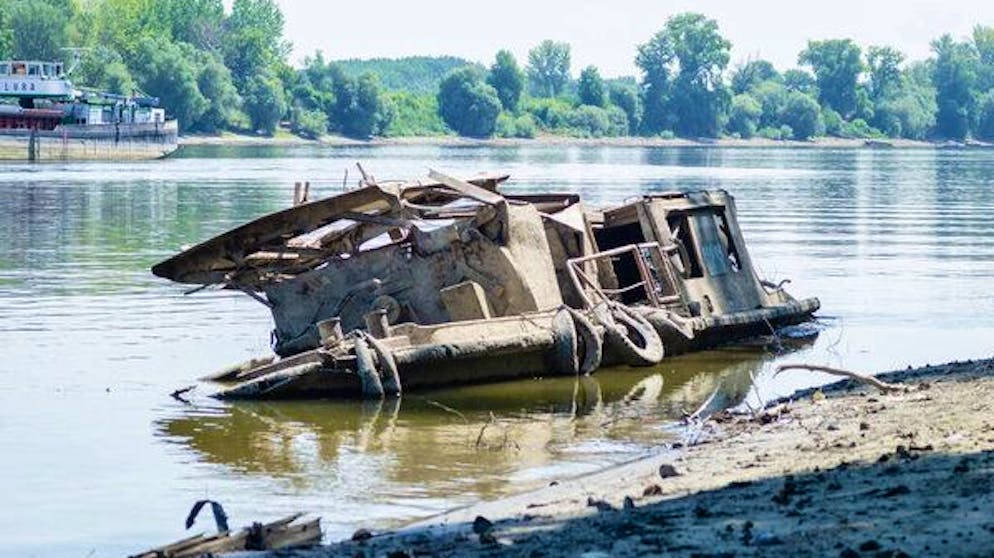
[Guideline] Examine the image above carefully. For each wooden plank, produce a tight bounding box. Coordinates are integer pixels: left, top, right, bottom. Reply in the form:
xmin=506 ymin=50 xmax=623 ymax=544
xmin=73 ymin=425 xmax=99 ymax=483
xmin=428 ymin=169 xmax=506 ymax=205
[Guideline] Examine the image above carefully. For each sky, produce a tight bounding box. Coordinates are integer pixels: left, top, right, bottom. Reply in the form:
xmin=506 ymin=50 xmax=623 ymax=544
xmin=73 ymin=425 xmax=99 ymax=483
xmin=275 ymin=0 xmax=994 ymax=77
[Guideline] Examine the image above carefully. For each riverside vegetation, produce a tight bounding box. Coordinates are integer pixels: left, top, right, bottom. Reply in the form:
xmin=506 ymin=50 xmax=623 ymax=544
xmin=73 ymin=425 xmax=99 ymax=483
xmin=4 ymin=1 xmax=994 ymax=143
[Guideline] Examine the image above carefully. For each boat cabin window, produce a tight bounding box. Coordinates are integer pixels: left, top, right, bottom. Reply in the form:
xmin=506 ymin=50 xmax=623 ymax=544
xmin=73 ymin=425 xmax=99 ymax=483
xmin=28 ymin=64 xmax=40 ymax=76
xmin=0 ymin=64 xmax=8 ymax=75
xmin=42 ymin=64 xmax=52 ymax=77
xmin=593 ymin=221 xmax=648 ymax=304
xmin=666 ymin=212 xmax=704 ymax=279
xmin=714 ymin=209 xmax=741 ymax=273
xmin=12 ymin=62 xmax=26 ymax=75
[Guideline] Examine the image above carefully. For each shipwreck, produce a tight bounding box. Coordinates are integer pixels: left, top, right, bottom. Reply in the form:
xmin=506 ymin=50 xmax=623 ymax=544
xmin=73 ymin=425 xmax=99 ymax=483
xmin=152 ymin=170 xmax=819 ymax=399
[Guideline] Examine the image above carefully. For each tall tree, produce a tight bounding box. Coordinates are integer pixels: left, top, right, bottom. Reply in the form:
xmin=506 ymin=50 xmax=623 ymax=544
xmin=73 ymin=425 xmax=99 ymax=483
xmin=222 ymin=0 xmax=288 ymax=89
xmin=974 ymin=25 xmax=994 ymax=92
xmin=609 ymin=83 xmax=642 ymax=133
xmin=779 ymin=91 xmax=824 ymax=140
xmin=527 ymin=40 xmax=571 ymax=97
xmin=158 ymin=0 xmax=225 ymax=52
xmin=731 ymin=58 xmax=779 ymax=94
xmin=634 ymin=26 xmax=675 ymax=134
xmin=636 ymin=13 xmax=731 ymax=137
xmin=133 ymin=36 xmax=208 ymax=132
xmin=486 ymin=50 xmax=524 ymax=112
xmin=798 ymin=39 xmax=863 ymax=116
xmin=577 ymin=65 xmax=606 ymax=107
xmin=866 ymin=46 xmax=905 ymax=103
xmin=931 ymin=34 xmax=978 ymax=139
xmin=976 ymin=90 xmax=994 ymax=140
xmin=5 ymin=0 xmax=70 ymax=60
xmin=437 ymin=67 xmax=502 ymax=137
xmin=191 ymin=48 xmax=240 ymax=132
xmin=783 ymin=69 xmax=818 ymax=95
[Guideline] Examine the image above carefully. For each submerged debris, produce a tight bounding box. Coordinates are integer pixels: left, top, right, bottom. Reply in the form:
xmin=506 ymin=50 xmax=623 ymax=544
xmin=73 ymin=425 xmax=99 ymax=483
xmin=131 ymin=507 xmax=320 ymax=558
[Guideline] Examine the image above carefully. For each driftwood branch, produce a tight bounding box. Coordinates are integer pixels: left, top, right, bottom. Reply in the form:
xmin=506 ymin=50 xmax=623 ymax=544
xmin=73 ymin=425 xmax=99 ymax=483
xmin=170 ymin=385 xmax=196 ymax=403
xmin=425 ymin=399 xmax=468 ymax=422
xmin=775 ymin=364 xmax=906 ymax=394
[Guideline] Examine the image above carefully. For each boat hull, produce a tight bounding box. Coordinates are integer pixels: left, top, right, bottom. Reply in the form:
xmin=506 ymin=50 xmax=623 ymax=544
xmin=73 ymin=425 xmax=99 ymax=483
xmin=0 ymin=120 xmax=178 ymax=161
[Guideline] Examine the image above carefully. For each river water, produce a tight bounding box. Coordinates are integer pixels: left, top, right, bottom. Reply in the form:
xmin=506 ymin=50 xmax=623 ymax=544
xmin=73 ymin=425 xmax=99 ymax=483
xmin=1 ymin=145 xmax=993 ymax=556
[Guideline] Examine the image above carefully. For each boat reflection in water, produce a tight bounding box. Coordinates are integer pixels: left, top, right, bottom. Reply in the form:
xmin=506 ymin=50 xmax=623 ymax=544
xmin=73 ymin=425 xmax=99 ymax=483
xmin=156 ymin=334 xmax=814 ymax=513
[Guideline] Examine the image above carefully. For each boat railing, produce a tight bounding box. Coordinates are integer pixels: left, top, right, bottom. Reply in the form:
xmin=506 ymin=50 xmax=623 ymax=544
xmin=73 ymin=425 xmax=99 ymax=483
xmin=566 ymin=242 xmax=686 ymax=310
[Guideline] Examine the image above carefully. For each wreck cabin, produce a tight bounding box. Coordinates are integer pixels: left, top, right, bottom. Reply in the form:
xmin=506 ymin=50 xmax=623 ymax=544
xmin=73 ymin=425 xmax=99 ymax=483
xmin=568 ymin=190 xmax=819 ymax=354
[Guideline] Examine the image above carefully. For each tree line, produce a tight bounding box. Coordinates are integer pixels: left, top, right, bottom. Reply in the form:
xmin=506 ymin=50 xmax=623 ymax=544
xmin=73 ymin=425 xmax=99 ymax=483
xmin=3 ymin=1 xmax=993 ymax=142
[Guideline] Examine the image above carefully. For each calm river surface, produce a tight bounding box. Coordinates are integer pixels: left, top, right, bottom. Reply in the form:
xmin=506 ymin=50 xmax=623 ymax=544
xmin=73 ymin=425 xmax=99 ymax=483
xmin=2 ymin=145 xmax=993 ymax=556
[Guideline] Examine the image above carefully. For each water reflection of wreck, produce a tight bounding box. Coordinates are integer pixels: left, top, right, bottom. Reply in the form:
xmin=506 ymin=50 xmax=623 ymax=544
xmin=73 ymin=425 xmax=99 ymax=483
xmin=152 ymin=171 xmax=819 ymax=398
xmin=158 ymin=349 xmax=788 ymax=492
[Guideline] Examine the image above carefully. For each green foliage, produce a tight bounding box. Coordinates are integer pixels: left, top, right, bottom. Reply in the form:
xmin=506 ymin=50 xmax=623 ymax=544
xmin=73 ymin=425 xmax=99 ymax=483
xmin=578 ymin=66 xmax=606 ymax=107
xmin=752 ymin=80 xmax=788 ymax=128
xmin=731 ymin=59 xmax=779 ymax=94
xmin=291 ymin=56 xmax=392 ymax=138
xmin=382 ymin=92 xmax=449 ymax=137
xmin=822 ymin=107 xmax=843 ymax=136
xmin=242 ymin=71 xmax=286 ymax=134
xmin=495 ymin=112 xmax=538 ymax=138
xmin=291 ymin=108 xmax=327 ymax=139
xmin=931 ymin=34 xmax=977 ymax=139
xmin=437 ymin=67 xmax=502 ymax=137
xmin=974 ymin=25 xmax=994 ymax=92
xmin=337 ymin=56 xmax=478 ymax=96
xmin=527 ymin=40 xmax=571 ymax=97
xmin=781 ymin=70 xmax=816 ymax=97
xmin=799 ymin=39 xmax=863 ymax=116
xmin=634 ymin=27 xmax=674 ymax=134
xmin=347 ymin=73 xmax=390 ymax=138
xmin=487 ymin=50 xmax=524 ymax=112
xmin=222 ymin=0 xmax=288 ymax=89
xmin=890 ymin=62 xmax=937 ymax=140
xmin=521 ymin=96 xmax=575 ymax=130
xmin=608 ymin=83 xmax=642 ymax=133
xmin=727 ymin=93 xmax=762 ymax=138
xmin=192 ymin=50 xmax=240 ymax=132
xmin=4 ymin=0 xmax=70 ymax=60
xmin=10 ymin=0 xmax=993 ymax=143
xmin=757 ymin=126 xmax=785 ymax=140
xmin=866 ymin=45 xmax=905 ymax=103
xmin=133 ymin=36 xmax=208 ymax=132
xmin=839 ymin=118 xmax=883 ymax=138
xmin=156 ymin=0 xmax=225 ymax=51
xmin=562 ymin=105 xmax=628 ymax=137
xmin=975 ymin=90 xmax=994 ymax=140
xmin=779 ymin=91 xmax=823 ymax=140
xmin=76 ymin=46 xmax=136 ymax=95
xmin=636 ymin=13 xmax=731 ymax=137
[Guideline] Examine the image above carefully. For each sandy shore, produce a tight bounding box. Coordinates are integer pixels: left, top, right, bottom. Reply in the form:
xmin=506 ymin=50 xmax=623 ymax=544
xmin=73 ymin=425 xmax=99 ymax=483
xmin=252 ymin=357 xmax=994 ymax=557
xmin=179 ymin=132 xmax=985 ymax=150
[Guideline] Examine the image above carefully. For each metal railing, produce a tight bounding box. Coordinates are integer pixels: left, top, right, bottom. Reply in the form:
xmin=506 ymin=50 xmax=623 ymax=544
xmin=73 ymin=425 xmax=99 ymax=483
xmin=566 ymin=241 xmax=685 ymax=310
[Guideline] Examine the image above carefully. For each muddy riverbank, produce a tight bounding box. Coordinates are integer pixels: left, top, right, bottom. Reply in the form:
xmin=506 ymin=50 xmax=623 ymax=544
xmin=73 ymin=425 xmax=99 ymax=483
xmin=260 ymin=357 xmax=994 ymax=557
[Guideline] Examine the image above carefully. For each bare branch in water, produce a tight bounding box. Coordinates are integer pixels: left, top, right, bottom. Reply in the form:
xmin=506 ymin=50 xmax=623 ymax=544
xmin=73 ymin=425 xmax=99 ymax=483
xmin=776 ymin=364 xmax=907 ymax=394
xmin=425 ymin=399 xmax=468 ymax=422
